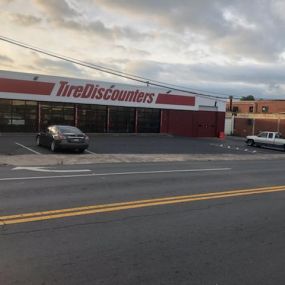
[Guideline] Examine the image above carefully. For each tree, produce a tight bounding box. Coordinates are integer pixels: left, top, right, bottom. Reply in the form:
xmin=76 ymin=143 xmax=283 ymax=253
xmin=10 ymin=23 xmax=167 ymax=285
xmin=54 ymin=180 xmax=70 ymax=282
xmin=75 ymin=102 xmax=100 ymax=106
xmin=240 ymin=95 xmax=255 ymax=101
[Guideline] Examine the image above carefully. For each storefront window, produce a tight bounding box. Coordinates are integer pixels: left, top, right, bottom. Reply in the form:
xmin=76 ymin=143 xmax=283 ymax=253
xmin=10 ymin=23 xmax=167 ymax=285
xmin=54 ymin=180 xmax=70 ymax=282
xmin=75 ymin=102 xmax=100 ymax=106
xmin=0 ymin=99 xmax=12 ymax=131
xmin=0 ymin=99 xmax=162 ymax=133
xmin=0 ymin=99 xmax=37 ymax=132
xmin=137 ymin=108 xmax=160 ymax=133
xmin=40 ymin=102 xmax=75 ymax=130
xmin=109 ymin=106 xmax=135 ymax=133
xmin=78 ymin=104 xmax=107 ymax=132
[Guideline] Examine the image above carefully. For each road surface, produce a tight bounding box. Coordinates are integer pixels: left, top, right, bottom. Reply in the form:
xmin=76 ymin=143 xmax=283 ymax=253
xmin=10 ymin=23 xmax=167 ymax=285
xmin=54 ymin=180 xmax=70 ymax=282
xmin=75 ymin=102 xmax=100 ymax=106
xmin=1 ymin=159 xmax=285 ymax=284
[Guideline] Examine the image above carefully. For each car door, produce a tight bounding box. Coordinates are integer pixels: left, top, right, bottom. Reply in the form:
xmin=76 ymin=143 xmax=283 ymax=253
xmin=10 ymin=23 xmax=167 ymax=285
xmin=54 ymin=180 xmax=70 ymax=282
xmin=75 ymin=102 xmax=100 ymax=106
xmin=39 ymin=128 xmax=49 ymax=146
xmin=266 ymin=132 xmax=275 ymax=147
xmin=40 ymin=127 xmax=53 ymax=146
xmin=255 ymin=132 xmax=268 ymax=146
xmin=274 ymin=133 xmax=283 ymax=147
xmin=45 ymin=127 xmax=55 ymax=147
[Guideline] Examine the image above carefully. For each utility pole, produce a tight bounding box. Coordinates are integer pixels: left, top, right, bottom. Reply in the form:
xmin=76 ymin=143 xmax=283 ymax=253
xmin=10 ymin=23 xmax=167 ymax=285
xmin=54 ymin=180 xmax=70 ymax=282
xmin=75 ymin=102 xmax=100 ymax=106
xmin=229 ymin=96 xmax=233 ymax=112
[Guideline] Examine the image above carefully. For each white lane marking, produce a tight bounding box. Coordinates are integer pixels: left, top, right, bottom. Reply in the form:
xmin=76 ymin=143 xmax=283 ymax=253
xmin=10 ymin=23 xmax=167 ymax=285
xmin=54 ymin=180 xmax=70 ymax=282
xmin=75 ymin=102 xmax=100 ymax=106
xmin=1 ymin=168 xmax=231 ymax=182
xmin=85 ymin=149 xmax=96 ymax=154
xmin=12 ymin=167 xmax=91 ymax=173
xmin=15 ymin=142 xmax=41 ymax=155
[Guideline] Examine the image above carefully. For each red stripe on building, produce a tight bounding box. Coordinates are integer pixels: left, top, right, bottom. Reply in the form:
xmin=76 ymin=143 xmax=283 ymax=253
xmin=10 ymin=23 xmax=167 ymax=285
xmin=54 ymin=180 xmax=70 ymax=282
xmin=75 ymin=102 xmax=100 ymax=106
xmin=156 ymin=94 xmax=195 ymax=106
xmin=0 ymin=78 xmax=55 ymax=95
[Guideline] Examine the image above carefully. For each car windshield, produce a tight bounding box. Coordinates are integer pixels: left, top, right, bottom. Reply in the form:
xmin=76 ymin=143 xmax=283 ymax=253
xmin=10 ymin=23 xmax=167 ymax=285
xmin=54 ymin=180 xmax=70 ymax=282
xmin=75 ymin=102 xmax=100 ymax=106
xmin=57 ymin=126 xmax=83 ymax=134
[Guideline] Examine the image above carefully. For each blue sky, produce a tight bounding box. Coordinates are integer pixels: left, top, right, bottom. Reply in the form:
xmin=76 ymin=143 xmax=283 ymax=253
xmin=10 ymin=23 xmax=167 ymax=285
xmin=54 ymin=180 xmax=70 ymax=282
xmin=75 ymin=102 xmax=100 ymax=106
xmin=1 ymin=0 xmax=285 ymax=99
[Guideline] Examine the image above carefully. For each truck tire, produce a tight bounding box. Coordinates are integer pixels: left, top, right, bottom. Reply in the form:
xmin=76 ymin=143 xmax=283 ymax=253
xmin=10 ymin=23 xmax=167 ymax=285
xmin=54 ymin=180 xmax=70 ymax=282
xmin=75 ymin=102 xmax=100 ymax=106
xmin=247 ymin=139 xmax=254 ymax=146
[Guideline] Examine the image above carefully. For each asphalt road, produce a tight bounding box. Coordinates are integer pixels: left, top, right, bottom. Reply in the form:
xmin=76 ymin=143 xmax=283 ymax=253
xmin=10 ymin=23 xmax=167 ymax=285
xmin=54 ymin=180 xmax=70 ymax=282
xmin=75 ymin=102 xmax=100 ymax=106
xmin=1 ymin=159 xmax=285 ymax=285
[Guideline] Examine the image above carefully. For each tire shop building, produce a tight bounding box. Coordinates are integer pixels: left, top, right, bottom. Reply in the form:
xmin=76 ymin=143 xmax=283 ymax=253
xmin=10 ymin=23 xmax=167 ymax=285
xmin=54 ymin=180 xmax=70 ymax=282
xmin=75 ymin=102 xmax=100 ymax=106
xmin=0 ymin=70 xmax=226 ymax=137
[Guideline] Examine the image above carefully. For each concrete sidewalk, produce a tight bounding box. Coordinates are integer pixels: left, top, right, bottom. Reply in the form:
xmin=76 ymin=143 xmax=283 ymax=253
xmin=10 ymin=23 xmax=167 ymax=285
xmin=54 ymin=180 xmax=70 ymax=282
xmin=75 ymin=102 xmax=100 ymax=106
xmin=0 ymin=153 xmax=285 ymax=166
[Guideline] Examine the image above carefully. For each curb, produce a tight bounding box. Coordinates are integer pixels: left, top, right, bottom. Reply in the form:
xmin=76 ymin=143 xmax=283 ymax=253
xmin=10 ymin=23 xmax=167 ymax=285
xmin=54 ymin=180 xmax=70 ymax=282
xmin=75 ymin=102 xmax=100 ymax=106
xmin=0 ymin=153 xmax=285 ymax=166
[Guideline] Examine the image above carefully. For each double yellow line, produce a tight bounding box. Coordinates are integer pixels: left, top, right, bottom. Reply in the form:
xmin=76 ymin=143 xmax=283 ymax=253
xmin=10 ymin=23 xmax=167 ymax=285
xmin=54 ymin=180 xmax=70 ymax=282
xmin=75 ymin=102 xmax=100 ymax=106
xmin=1 ymin=185 xmax=285 ymax=225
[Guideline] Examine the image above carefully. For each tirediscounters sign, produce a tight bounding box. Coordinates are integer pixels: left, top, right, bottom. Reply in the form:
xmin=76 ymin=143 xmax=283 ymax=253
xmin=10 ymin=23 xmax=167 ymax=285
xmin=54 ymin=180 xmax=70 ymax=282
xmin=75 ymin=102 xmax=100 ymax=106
xmin=0 ymin=70 xmax=225 ymax=111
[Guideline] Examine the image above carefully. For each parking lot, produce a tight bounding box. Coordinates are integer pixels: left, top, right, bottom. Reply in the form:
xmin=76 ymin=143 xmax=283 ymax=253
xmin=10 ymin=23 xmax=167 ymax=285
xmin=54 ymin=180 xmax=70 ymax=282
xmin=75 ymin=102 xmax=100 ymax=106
xmin=0 ymin=133 xmax=281 ymax=156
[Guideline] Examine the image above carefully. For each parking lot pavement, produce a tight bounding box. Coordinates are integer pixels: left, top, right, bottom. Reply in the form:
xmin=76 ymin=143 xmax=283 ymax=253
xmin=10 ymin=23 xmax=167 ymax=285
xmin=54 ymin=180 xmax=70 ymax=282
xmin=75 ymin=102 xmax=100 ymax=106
xmin=0 ymin=133 xmax=284 ymax=166
xmin=0 ymin=133 xmax=281 ymax=156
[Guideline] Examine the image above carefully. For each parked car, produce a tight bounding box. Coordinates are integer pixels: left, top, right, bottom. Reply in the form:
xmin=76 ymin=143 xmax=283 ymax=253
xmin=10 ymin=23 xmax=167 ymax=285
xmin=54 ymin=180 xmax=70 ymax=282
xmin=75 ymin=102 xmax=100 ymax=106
xmin=245 ymin=131 xmax=285 ymax=150
xmin=36 ymin=125 xmax=89 ymax=152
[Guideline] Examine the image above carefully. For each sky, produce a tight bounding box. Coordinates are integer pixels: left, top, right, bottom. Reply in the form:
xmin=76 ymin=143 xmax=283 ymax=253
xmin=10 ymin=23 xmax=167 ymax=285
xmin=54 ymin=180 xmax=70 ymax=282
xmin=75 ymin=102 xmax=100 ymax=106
xmin=1 ymin=0 xmax=285 ymax=99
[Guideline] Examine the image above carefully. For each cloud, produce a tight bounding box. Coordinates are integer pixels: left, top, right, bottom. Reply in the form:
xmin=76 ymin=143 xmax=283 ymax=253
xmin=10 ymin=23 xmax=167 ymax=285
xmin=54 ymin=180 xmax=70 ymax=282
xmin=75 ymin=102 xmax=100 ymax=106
xmin=0 ymin=54 xmax=14 ymax=64
xmin=124 ymin=59 xmax=285 ymax=97
xmin=31 ymin=56 xmax=84 ymax=76
xmin=49 ymin=18 xmax=153 ymax=42
xmin=33 ymin=0 xmax=80 ymax=19
xmin=94 ymin=0 xmax=285 ymax=62
xmin=2 ymin=0 xmax=285 ymax=99
xmin=0 ymin=0 xmax=15 ymax=4
xmin=9 ymin=14 xmax=42 ymax=26
xmin=186 ymin=63 xmax=285 ymax=85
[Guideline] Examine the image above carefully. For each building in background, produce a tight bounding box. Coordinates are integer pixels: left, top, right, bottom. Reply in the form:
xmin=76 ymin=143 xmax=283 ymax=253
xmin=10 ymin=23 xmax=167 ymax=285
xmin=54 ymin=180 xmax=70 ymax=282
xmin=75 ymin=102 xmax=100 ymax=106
xmin=0 ymin=70 xmax=225 ymax=137
xmin=225 ymin=100 xmax=285 ymax=137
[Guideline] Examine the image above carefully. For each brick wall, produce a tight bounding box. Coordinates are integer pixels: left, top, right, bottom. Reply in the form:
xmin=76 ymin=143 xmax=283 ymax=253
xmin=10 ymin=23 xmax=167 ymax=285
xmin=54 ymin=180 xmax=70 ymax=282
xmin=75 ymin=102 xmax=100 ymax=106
xmin=233 ymin=117 xmax=285 ymax=137
xmin=227 ymin=100 xmax=285 ymax=114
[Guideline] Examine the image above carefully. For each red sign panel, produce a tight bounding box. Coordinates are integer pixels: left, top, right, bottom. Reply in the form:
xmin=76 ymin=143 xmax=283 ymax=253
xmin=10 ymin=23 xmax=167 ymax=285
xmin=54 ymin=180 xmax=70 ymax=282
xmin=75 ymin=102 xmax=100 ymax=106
xmin=0 ymin=78 xmax=55 ymax=95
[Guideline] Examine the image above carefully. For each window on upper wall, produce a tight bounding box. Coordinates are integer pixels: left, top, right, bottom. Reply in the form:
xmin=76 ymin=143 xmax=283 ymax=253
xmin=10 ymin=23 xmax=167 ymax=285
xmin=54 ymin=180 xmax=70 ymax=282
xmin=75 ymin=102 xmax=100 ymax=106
xmin=249 ymin=106 xmax=254 ymax=113
xmin=262 ymin=106 xmax=269 ymax=113
xmin=232 ymin=106 xmax=239 ymax=113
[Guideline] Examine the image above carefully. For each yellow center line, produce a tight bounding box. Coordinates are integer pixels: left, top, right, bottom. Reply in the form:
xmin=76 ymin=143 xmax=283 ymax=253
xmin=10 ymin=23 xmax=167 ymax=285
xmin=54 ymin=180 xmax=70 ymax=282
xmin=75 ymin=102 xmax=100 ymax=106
xmin=1 ymin=185 xmax=285 ymax=225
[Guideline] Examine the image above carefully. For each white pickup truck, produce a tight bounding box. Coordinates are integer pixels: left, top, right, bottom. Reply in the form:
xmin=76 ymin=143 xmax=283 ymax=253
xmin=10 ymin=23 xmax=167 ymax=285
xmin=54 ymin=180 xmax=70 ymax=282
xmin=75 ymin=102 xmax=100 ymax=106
xmin=246 ymin=131 xmax=285 ymax=150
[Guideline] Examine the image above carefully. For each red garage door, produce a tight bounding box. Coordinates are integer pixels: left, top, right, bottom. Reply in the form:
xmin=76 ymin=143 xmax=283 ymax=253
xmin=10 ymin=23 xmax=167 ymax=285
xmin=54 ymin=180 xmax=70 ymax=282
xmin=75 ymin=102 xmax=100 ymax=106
xmin=196 ymin=111 xmax=217 ymax=137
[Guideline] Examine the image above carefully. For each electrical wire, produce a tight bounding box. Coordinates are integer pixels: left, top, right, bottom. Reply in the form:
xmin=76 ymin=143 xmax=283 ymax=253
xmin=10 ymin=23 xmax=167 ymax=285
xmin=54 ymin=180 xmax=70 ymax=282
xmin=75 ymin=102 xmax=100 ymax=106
xmin=0 ymin=35 xmax=241 ymax=101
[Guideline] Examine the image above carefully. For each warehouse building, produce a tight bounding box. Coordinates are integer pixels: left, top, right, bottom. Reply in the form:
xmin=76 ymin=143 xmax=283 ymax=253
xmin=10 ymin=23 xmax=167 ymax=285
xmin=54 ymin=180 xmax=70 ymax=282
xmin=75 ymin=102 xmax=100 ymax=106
xmin=0 ymin=70 xmax=226 ymax=137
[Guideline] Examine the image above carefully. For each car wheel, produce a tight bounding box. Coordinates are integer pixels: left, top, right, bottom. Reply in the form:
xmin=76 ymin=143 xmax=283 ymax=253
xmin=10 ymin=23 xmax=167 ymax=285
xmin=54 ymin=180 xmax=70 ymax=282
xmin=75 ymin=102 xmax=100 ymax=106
xmin=77 ymin=148 xmax=85 ymax=153
xmin=36 ymin=136 xmax=41 ymax=146
xmin=247 ymin=139 xmax=254 ymax=146
xmin=50 ymin=141 xmax=57 ymax=152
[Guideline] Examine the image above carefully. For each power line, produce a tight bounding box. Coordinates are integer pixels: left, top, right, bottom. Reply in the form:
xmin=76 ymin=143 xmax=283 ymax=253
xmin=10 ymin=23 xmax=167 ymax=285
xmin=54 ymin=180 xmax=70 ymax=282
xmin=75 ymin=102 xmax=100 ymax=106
xmin=0 ymin=35 xmax=240 ymax=100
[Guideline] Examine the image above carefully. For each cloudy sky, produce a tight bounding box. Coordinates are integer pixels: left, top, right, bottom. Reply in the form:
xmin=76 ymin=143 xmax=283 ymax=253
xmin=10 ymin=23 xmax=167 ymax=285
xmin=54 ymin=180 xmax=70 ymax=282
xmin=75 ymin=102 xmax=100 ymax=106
xmin=1 ymin=0 xmax=285 ymax=99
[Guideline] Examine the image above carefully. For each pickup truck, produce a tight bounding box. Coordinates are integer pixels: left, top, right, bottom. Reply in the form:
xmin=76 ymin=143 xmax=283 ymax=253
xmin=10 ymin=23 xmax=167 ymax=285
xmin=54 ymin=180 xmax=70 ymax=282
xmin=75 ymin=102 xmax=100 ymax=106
xmin=245 ymin=131 xmax=285 ymax=150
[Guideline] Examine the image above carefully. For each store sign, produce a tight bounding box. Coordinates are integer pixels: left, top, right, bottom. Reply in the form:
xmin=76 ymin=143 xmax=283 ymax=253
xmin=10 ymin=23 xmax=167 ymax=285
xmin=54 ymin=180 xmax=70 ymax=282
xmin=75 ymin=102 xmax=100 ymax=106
xmin=0 ymin=71 xmax=225 ymax=111
xmin=56 ymin=81 xmax=155 ymax=104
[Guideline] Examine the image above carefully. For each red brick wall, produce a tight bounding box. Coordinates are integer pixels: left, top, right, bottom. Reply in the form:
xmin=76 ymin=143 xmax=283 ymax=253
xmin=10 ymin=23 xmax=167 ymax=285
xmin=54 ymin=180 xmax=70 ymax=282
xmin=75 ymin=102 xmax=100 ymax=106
xmin=255 ymin=119 xmax=278 ymax=134
xmin=228 ymin=101 xmax=285 ymax=114
xmin=233 ymin=118 xmax=254 ymax=137
xmin=233 ymin=118 xmax=285 ymax=136
xmin=229 ymin=102 xmax=255 ymax=113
